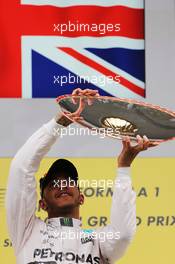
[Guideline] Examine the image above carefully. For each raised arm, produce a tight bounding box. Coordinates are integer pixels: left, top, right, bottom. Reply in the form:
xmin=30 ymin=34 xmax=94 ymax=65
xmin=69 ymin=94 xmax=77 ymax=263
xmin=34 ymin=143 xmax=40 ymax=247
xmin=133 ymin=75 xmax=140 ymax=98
xmin=98 ymin=136 xmax=159 ymax=263
xmin=5 ymin=88 xmax=99 ymax=255
xmin=5 ymin=115 xmax=67 ymax=254
xmin=97 ymin=167 xmax=136 ymax=263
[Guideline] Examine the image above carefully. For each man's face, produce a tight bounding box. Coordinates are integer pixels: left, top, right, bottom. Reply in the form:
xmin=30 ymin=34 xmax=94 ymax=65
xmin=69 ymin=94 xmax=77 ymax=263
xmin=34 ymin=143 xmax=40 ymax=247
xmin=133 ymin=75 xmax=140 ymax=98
xmin=41 ymin=175 xmax=83 ymax=213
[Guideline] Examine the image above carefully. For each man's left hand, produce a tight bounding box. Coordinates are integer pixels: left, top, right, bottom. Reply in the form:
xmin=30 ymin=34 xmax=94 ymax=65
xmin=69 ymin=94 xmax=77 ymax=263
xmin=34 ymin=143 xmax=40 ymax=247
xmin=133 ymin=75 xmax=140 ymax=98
xmin=118 ymin=135 xmax=159 ymax=167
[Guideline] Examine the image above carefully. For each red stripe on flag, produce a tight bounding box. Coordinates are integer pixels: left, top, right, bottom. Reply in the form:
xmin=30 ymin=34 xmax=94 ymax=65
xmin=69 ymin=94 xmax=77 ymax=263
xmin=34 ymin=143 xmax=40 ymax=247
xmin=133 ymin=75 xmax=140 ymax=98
xmin=59 ymin=47 xmax=145 ymax=97
xmin=20 ymin=6 xmax=144 ymax=38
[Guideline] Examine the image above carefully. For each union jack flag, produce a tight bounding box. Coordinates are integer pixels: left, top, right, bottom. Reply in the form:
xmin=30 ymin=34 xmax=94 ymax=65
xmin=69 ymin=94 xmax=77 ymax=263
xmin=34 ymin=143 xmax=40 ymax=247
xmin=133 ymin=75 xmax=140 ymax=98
xmin=0 ymin=0 xmax=145 ymax=99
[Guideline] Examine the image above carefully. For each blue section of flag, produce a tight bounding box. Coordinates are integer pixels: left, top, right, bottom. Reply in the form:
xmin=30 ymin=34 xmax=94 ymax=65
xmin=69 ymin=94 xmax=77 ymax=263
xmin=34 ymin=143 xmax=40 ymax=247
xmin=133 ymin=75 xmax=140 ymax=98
xmin=32 ymin=50 xmax=112 ymax=98
xmin=86 ymin=48 xmax=145 ymax=82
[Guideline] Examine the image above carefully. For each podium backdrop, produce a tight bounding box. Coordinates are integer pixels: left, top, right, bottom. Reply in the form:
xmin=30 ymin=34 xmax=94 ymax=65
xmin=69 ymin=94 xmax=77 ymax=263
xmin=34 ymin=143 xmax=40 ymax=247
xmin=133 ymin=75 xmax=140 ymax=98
xmin=0 ymin=157 xmax=175 ymax=263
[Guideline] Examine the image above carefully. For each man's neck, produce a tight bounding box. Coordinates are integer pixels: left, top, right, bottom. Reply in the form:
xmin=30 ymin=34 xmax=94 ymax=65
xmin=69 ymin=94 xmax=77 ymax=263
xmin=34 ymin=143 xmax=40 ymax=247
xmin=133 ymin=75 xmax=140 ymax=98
xmin=48 ymin=207 xmax=79 ymax=219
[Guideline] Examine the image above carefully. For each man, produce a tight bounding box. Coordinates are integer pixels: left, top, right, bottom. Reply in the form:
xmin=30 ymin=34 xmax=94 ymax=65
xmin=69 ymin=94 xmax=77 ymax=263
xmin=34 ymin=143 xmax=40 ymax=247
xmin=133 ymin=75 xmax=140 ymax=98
xmin=5 ymin=88 xmax=157 ymax=264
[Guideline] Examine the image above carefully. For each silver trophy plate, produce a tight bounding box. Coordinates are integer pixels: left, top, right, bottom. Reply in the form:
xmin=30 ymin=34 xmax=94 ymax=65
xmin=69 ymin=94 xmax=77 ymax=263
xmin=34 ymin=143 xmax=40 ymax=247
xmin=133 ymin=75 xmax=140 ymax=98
xmin=57 ymin=95 xmax=175 ymax=142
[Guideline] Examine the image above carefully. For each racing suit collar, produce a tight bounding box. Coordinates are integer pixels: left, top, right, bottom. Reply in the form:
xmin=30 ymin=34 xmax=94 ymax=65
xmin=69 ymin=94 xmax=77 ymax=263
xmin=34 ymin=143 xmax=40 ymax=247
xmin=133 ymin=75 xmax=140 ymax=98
xmin=47 ymin=217 xmax=81 ymax=228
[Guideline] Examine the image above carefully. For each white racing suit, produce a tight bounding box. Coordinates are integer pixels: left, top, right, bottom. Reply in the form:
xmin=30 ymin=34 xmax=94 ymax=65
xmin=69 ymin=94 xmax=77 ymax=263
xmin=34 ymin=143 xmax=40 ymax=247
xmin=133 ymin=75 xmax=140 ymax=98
xmin=5 ymin=119 xmax=136 ymax=264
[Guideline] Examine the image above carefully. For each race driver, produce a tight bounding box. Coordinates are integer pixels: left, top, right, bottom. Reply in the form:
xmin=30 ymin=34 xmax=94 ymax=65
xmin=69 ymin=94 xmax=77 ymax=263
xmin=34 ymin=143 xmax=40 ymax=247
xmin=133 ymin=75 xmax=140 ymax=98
xmin=5 ymin=88 xmax=158 ymax=264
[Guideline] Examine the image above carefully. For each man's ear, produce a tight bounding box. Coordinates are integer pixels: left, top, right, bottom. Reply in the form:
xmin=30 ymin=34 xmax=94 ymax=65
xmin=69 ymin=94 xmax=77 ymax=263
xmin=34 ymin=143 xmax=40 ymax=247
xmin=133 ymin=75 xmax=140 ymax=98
xmin=79 ymin=193 xmax=84 ymax=205
xmin=39 ymin=199 xmax=48 ymax=211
